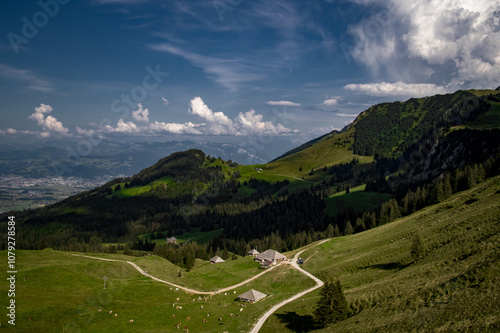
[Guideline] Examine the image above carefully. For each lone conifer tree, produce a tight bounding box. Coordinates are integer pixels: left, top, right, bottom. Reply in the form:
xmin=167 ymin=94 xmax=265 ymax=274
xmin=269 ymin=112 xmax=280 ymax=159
xmin=314 ymin=279 xmax=349 ymax=328
xmin=411 ymin=232 xmax=425 ymax=262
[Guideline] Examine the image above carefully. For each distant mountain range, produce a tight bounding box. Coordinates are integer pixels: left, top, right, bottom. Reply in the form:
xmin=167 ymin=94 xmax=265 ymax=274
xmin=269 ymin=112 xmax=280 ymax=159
xmin=0 ymin=139 xmax=294 ymax=179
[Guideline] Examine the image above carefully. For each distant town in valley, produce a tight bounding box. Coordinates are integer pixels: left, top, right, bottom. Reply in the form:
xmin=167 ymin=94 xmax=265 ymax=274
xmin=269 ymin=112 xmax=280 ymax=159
xmin=0 ymin=176 xmax=115 ymax=213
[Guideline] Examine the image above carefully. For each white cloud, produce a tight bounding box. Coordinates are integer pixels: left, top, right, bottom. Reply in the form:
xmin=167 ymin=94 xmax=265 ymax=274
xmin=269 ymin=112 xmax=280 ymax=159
xmin=344 ymin=81 xmax=449 ymax=97
xmin=101 ymin=96 xmax=296 ymax=136
xmin=162 ymin=97 xmax=169 ymax=105
xmin=28 ymin=104 xmax=69 ymax=136
xmin=321 ymin=98 xmax=338 ymax=106
xmin=0 ymin=63 xmax=55 ymax=93
xmin=349 ymin=0 xmax=500 ymax=89
xmin=150 ymin=44 xmax=264 ymax=91
xmin=132 ymin=103 xmax=149 ymax=123
xmin=149 ymin=121 xmax=202 ymax=135
xmin=266 ymin=101 xmax=301 ymax=107
xmin=7 ymin=128 xmax=17 ymax=134
xmin=105 ymin=119 xmax=139 ymax=133
xmin=188 ymin=96 xmax=236 ymax=135
xmin=237 ymin=109 xmax=296 ymax=135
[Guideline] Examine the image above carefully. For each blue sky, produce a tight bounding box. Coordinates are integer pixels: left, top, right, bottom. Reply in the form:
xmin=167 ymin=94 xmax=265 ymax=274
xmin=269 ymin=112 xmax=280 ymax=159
xmin=0 ymin=0 xmax=498 ymax=145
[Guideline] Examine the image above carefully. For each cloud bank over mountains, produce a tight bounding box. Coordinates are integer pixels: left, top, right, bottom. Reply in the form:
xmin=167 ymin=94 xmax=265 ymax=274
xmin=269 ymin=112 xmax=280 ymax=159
xmin=2 ymin=97 xmax=296 ymax=138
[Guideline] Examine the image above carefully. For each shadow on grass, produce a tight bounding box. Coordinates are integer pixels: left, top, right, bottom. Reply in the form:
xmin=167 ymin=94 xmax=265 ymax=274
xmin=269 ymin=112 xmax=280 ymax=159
xmin=275 ymin=311 xmax=317 ymax=333
xmin=362 ymin=262 xmax=410 ymax=271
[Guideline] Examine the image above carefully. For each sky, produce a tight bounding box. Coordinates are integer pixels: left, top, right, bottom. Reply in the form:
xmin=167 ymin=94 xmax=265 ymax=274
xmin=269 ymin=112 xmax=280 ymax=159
xmin=0 ymin=0 xmax=499 ymax=147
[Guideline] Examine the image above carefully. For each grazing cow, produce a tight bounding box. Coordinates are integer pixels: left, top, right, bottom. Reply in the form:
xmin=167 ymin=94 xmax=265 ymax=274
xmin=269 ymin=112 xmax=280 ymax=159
xmin=172 ymin=314 xmax=175 ymax=318
xmin=176 ymin=298 xmax=180 ymax=301
xmin=115 ymin=314 xmax=118 ymax=317
xmin=170 ymin=287 xmax=173 ymax=290
xmin=202 ymin=319 xmax=207 ymax=322
xmin=229 ymin=313 xmax=233 ymax=317
xmin=200 ymin=305 xmax=203 ymax=309
xmin=175 ymin=288 xmax=179 ymax=291
xmin=192 ymin=299 xmax=195 ymax=302
xmin=240 ymin=308 xmax=243 ymax=312
xmin=97 ymin=309 xmax=101 ymax=312
xmin=186 ymin=317 xmax=190 ymax=321
xmin=179 ymin=306 xmax=182 ymax=309
xmin=218 ymin=317 xmax=223 ymax=322
xmin=129 ymin=319 xmax=134 ymax=323
xmin=207 ymin=313 xmax=210 ymax=317
xmin=109 ymin=311 xmax=112 ymax=314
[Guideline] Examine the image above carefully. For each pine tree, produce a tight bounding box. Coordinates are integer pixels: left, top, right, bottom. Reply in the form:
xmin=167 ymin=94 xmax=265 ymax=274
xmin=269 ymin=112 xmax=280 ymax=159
xmin=410 ymin=232 xmax=425 ymax=262
xmin=344 ymin=221 xmax=354 ymax=235
xmin=314 ymin=280 xmax=349 ymax=328
xmin=123 ymin=243 xmax=132 ymax=256
xmin=325 ymin=224 xmax=335 ymax=238
xmin=334 ymin=225 xmax=341 ymax=237
xmin=443 ymin=173 xmax=453 ymax=200
xmin=221 ymin=245 xmax=229 ymax=260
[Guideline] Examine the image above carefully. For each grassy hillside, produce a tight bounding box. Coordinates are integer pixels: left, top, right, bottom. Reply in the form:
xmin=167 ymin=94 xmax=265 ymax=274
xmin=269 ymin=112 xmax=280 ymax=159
xmin=262 ymin=174 xmax=500 ymax=332
xmin=0 ymin=250 xmax=314 ymax=332
xmin=265 ymin=129 xmax=373 ymax=178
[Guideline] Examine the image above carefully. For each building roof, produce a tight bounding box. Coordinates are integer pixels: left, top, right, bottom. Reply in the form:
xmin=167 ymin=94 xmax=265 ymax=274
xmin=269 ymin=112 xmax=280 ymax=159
xmin=248 ymin=249 xmax=259 ymax=255
xmin=209 ymin=256 xmax=225 ymax=264
xmin=255 ymin=249 xmax=287 ymax=262
xmin=237 ymin=289 xmax=267 ymax=302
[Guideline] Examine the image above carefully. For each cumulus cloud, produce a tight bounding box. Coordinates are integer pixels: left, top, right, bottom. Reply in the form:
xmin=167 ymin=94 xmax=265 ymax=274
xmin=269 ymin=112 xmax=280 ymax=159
xmin=105 ymin=119 xmax=139 ymax=133
xmin=237 ymin=109 xmax=295 ymax=135
xmin=102 ymin=97 xmax=296 ymax=136
xmin=132 ymin=103 xmax=149 ymax=122
xmin=344 ymin=81 xmax=449 ymax=97
xmin=348 ymin=0 xmax=500 ymax=89
xmin=149 ymin=121 xmax=202 ymax=135
xmin=7 ymin=128 xmax=17 ymax=134
xmin=266 ymin=101 xmax=301 ymax=107
xmin=189 ymin=96 xmax=236 ymax=135
xmin=28 ymin=104 xmax=69 ymax=136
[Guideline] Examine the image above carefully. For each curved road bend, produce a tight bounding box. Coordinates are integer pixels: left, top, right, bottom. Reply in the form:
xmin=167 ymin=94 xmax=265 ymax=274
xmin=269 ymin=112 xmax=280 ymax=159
xmin=71 ymin=253 xmax=279 ymax=295
xmin=249 ymin=238 xmax=330 ymax=333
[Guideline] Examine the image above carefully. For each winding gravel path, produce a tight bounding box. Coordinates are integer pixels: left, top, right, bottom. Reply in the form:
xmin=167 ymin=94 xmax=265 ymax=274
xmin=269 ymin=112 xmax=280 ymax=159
xmin=71 ymin=253 xmax=278 ymax=295
xmin=72 ymin=238 xmax=330 ymax=332
xmin=249 ymin=239 xmax=329 ymax=333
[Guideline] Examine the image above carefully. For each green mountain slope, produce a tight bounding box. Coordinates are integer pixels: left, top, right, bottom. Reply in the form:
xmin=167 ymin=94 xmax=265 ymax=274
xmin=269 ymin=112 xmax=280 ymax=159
xmin=265 ymin=174 xmax=500 ymax=332
xmin=1 ymin=174 xmax=498 ymax=332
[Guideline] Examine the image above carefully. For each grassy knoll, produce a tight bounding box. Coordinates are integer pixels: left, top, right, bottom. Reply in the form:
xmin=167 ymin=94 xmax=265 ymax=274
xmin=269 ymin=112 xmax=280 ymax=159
xmin=110 ymin=176 xmax=172 ymax=198
xmin=324 ymin=185 xmax=391 ymax=216
xmin=263 ymin=175 xmax=500 ymax=332
xmin=0 ymin=249 xmax=314 ymax=332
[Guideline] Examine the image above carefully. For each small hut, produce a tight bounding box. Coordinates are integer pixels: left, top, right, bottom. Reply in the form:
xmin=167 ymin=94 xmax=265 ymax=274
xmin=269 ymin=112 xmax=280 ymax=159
xmin=248 ymin=249 xmax=260 ymax=257
xmin=209 ymin=256 xmax=225 ymax=264
xmin=237 ymin=289 xmax=267 ymax=303
xmin=166 ymin=237 xmax=177 ymax=244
